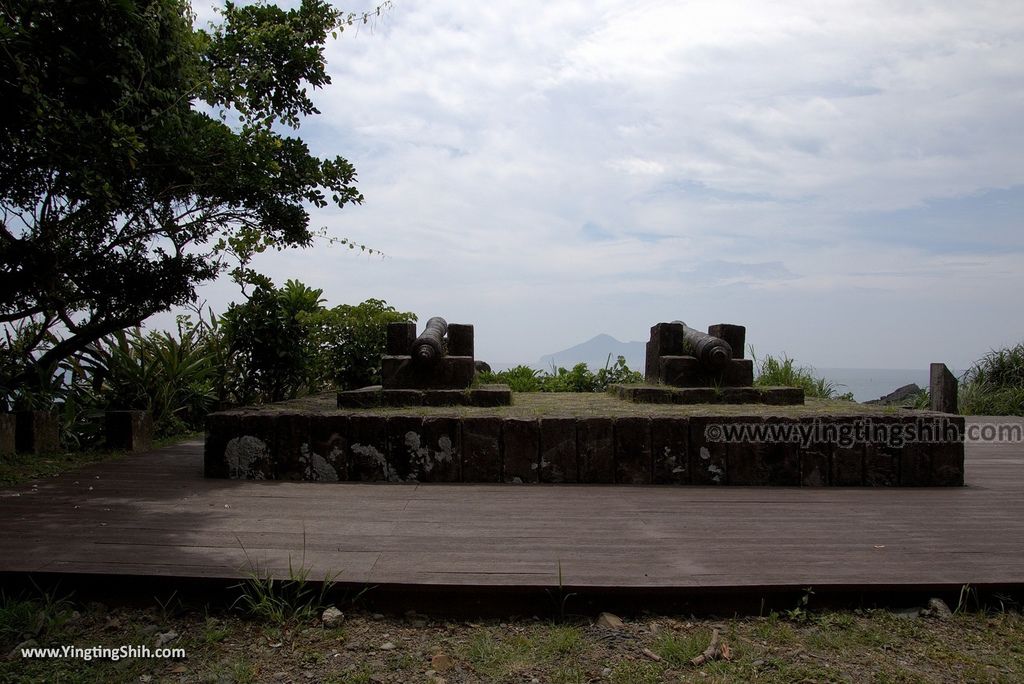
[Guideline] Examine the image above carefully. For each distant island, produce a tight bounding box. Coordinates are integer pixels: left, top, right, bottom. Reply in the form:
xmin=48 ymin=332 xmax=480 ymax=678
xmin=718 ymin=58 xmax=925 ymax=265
xmin=536 ymin=334 xmax=646 ymax=371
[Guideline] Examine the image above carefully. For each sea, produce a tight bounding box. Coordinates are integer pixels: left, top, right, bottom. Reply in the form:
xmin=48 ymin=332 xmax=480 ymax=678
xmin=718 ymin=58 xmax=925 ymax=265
xmin=816 ymin=368 xmax=935 ymax=403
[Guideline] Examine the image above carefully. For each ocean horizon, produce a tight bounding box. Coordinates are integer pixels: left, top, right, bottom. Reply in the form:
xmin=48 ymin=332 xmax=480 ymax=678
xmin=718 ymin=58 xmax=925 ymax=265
xmin=815 ymin=367 xmax=940 ymax=402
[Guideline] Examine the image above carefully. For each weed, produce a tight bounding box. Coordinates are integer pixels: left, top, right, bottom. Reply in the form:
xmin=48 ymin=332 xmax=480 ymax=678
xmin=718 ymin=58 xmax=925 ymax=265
xmin=546 ymin=560 xmax=577 ymax=622
xmin=232 ymin=657 xmax=257 ymax=684
xmin=550 ymin=663 xmax=588 ymax=684
xmin=154 ymin=589 xmax=182 ymax=623
xmin=326 ymin=665 xmax=375 ymax=684
xmin=651 ymin=629 xmax=709 ymax=666
xmin=784 ymin=587 xmax=815 ymax=623
xmin=956 ymin=584 xmax=979 ymax=614
xmin=0 ymin=585 xmax=75 ymax=649
xmin=464 ymin=631 xmax=537 ymax=679
xmin=608 ymin=659 xmax=661 ymax=684
xmin=202 ymin=618 xmax=230 ymax=644
xmin=230 ymin=534 xmax=340 ymax=624
xmin=539 ymin=625 xmax=583 ymax=657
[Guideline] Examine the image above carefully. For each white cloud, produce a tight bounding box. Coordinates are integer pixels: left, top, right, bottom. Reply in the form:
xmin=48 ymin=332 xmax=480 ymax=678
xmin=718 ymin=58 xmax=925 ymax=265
xmin=171 ymin=0 xmax=1024 ymax=370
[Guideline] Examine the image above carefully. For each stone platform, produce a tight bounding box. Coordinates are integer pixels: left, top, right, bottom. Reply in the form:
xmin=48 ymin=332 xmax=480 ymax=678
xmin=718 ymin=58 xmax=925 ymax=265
xmin=338 ymin=384 xmax=512 ymax=408
xmin=204 ymin=392 xmax=965 ymax=487
xmin=610 ymin=383 xmax=804 ymax=405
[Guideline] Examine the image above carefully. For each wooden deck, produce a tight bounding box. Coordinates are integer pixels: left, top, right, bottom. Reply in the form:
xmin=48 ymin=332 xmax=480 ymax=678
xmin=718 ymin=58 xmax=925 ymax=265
xmin=1 ymin=417 xmax=1022 ymax=593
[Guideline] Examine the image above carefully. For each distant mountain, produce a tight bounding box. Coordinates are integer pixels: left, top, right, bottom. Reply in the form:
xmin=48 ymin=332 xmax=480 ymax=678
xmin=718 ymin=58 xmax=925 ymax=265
xmin=537 ymin=334 xmax=646 ymax=372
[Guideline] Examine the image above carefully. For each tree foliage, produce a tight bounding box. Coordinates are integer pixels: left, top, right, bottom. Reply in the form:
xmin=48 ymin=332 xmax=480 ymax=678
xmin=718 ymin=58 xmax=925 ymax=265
xmin=0 ymin=0 xmax=367 ymax=406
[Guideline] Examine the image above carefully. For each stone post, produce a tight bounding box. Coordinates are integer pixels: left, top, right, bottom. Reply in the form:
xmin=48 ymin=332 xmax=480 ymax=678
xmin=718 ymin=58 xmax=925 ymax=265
xmin=105 ymin=410 xmax=153 ymax=451
xmin=929 ymin=363 xmax=958 ymax=414
xmin=15 ymin=411 xmax=60 ymax=454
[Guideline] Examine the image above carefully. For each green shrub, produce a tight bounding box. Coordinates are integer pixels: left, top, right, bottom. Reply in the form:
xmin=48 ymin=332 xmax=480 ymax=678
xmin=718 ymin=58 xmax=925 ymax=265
xmin=320 ymin=299 xmax=416 ymax=390
xmin=480 ymin=355 xmax=643 ymax=393
xmin=221 ymin=280 xmax=327 ymax=404
xmin=481 ymin=365 xmax=544 ymax=392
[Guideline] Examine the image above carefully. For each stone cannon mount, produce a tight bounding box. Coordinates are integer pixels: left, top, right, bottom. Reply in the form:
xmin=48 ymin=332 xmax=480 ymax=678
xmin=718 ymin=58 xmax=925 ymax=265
xmin=617 ymin=320 xmax=805 ymax=405
xmin=337 ymin=317 xmax=512 ymax=408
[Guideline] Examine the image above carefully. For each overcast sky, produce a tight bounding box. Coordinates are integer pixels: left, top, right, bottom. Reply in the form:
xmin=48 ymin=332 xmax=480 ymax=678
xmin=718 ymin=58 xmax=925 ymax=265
xmin=177 ymin=0 xmax=1024 ymax=370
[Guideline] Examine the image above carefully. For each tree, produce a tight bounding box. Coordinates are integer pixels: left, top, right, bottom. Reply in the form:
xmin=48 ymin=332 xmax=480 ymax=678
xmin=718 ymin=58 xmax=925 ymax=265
xmin=0 ymin=0 xmax=372 ymax=407
xmin=220 ymin=279 xmax=327 ymax=404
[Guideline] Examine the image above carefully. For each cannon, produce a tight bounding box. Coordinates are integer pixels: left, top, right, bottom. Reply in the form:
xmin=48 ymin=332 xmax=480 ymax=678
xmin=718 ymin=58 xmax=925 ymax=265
xmin=339 ymin=315 xmax=511 ymax=407
xmin=676 ymin=321 xmax=732 ymax=371
xmin=412 ymin=316 xmax=447 ymax=366
xmin=645 ymin=319 xmax=753 ymax=388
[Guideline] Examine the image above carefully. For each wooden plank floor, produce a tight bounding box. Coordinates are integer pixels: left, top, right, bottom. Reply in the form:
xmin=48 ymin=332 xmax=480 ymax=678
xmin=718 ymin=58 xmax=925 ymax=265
xmin=1 ymin=417 xmax=1022 ymax=590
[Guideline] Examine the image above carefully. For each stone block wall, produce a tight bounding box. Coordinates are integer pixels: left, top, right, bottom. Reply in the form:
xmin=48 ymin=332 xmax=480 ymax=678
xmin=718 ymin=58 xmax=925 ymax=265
xmin=205 ymin=410 xmax=965 ymax=487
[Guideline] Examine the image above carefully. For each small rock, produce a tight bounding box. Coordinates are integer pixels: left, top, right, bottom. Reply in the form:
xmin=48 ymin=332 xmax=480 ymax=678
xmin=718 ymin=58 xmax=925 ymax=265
xmin=925 ymin=598 xmax=953 ymax=619
xmin=321 ymin=606 xmax=345 ymax=628
xmin=371 ymin=613 xmax=385 ymax=620
xmin=601 ymin=667 xmax=612 ymax=678
xmin=154 ymin=630 xmax=178 ymax=648
xmin=379 ymin=641 xmax=396 ymax=650
xmin=596 ymin=612 xmax=624 ymax=630
xmin=431 ymin=678 xmax=446 ymax=684
xmin=431 ymin=653 xmax=454 ymax=672
xmin=892 ymin=608 xmax=921 ymax=619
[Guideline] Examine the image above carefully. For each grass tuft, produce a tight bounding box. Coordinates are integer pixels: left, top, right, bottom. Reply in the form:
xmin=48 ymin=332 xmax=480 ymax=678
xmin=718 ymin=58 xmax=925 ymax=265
xmin=230 ymin=534 xmax=339 ymax=624
xmin=753 ymin=352 xmax=853 ymax=400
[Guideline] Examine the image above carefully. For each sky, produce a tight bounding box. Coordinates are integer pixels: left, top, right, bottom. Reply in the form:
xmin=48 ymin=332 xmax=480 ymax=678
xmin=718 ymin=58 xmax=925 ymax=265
xmin=173 ymin=0 xmax=1024 ymax=370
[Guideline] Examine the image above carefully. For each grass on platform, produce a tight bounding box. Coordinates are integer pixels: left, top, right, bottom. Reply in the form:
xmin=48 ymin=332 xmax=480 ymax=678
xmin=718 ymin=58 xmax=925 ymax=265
xmin=263 ymin=391 xmax=929 ymax=420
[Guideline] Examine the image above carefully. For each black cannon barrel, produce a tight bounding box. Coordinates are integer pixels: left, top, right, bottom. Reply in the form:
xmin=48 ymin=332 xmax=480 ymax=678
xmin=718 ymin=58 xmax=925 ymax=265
xmin=412 ymin=316 xmax=448 ymax=366
xmin=676 ymin=321 xmax=733 ymax=371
